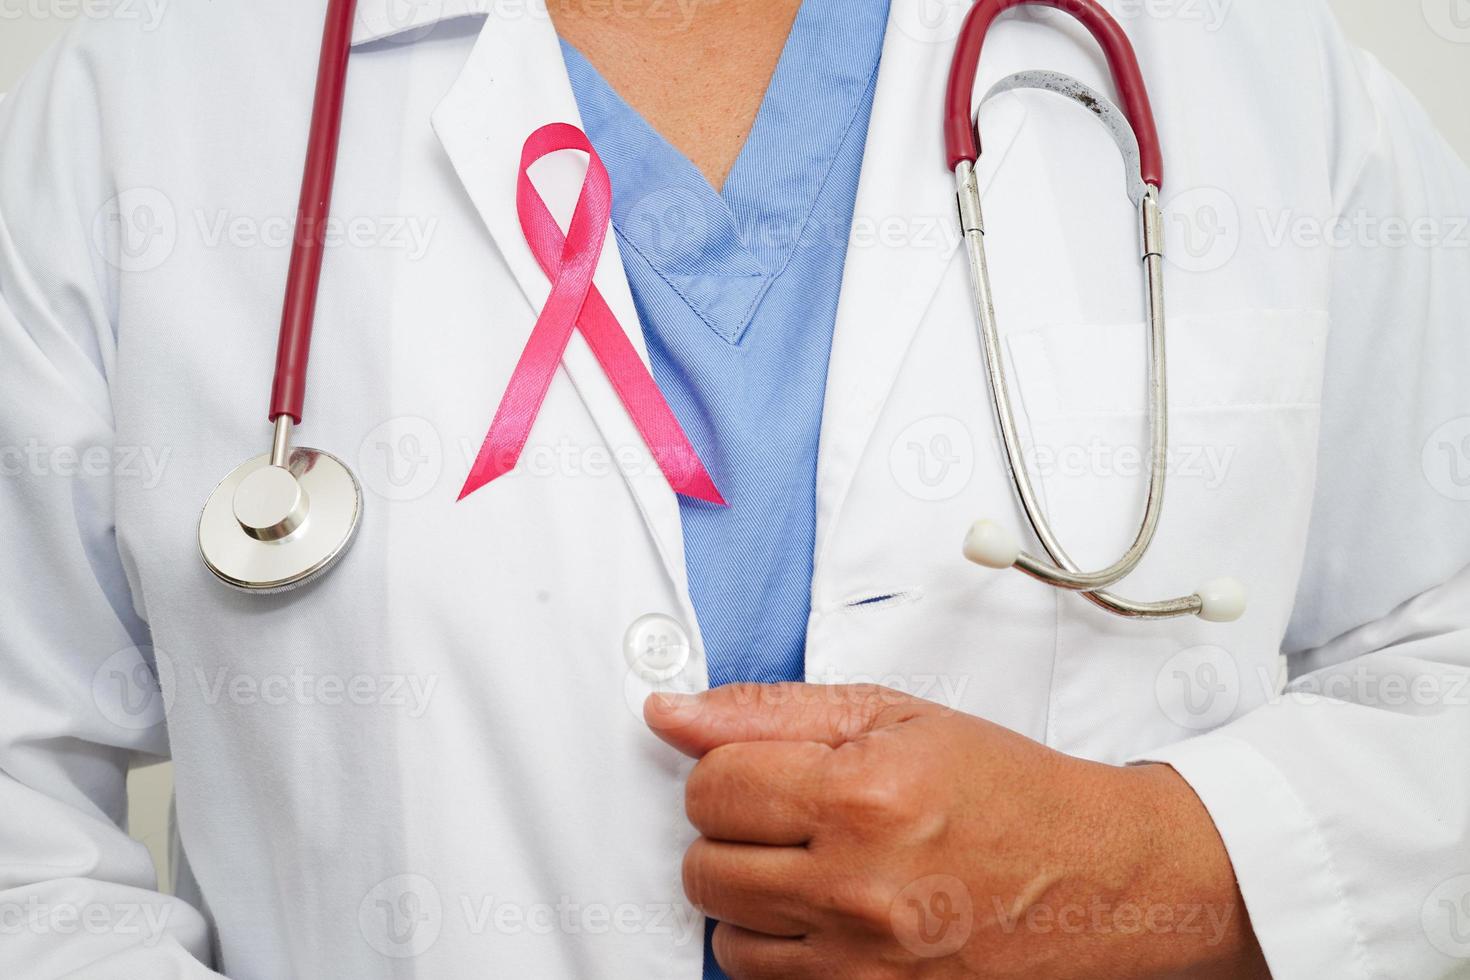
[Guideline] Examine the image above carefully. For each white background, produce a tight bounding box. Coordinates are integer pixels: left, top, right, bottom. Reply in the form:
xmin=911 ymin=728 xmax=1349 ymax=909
xmin=2 ymin=0 xmax=1468 ymax=891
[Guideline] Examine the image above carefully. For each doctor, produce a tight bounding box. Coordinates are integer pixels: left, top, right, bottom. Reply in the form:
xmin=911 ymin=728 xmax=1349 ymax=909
xmin=1 ymin=0 xmax=1468 ymax=978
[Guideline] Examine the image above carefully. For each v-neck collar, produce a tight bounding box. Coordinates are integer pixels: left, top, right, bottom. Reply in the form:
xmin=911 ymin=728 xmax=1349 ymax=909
xmin=561 ymin=0 xmax=891 ymax=345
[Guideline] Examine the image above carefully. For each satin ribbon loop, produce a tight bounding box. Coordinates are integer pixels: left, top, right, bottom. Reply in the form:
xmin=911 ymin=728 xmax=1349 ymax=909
xmin=459 ymin=123 xmax=724 ymax=506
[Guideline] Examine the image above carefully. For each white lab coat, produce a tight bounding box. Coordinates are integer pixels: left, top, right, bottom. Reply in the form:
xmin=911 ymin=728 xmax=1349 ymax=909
xmin=1 ymin=0 xmax=1467 ymax=977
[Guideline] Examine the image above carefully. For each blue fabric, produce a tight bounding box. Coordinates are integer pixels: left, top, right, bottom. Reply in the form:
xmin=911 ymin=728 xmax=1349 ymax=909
xmin=561 ymin=2 xmax=889 ymax=975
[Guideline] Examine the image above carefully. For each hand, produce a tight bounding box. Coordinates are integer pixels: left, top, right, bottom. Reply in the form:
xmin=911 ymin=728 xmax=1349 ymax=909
xmin=645 ymin=683 xmax=1270 ymax=980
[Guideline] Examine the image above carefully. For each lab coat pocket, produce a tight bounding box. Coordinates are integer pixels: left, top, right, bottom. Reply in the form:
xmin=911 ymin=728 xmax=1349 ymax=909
xmin=1002 ymin=309 xmax=1329 ymax=762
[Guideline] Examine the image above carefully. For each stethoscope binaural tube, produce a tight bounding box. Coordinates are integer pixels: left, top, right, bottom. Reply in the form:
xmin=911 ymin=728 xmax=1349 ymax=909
xmin=949 ymin=0 xmax=1245 ymax=622
xmin=198 ymin=0 xmax=363 ymax=594
xmin=943 ymin=0 xmax=1163 ymax=185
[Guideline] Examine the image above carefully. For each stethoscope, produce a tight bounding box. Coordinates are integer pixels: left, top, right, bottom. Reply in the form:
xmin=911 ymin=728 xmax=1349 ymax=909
xmin=200 ymin=0 xmax=1246 ymax=622
xmin=198 ymin=0 xmax=362 ymax=593
xmin=948 ymin=0 xmax=1243 ymax=622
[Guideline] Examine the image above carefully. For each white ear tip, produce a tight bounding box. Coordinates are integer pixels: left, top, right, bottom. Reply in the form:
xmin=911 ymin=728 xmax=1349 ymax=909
xmin=1196 ymin=577 xmax=1247 ymax=623
xmin=963 ymin=520 xmax=1020 ymax=569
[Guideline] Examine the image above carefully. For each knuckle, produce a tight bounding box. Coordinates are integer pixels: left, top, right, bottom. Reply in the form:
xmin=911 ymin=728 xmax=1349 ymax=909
xmin=713 ymin=924 xmax=817 ymax=980
xmin=847 ymin=682 xmax=901 ymax=707
xmin=825 ymin=764 xmax=918 ymax=828
xmin=824 ymin=875 xmax=897 ymax=935
xmin=683 ymin=758 xmax=715 ymax=822
xmin=680 ymin=842 xmax=713 ymax=911
xmin=685 ymin=744 xmax=739 ymax=828
xmin=822 ymin=685 xmax=888 ymax=737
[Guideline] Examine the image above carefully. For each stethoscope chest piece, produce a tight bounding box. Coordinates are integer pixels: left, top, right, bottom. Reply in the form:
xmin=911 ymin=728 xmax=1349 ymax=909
xmin=199 ymin=440 xmax=361 ymax=594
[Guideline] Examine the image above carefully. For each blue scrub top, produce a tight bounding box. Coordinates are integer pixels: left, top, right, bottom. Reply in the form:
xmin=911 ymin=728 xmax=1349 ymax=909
xmin=561 ymin=1 xmax=890 ymax=974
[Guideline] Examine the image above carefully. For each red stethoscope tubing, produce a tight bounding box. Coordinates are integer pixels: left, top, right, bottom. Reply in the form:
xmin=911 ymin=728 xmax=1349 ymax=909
xmin=268 ymin=0 xmax=359 ymax=425
xmin=943 ymin=0 xmax=1163 ymax=189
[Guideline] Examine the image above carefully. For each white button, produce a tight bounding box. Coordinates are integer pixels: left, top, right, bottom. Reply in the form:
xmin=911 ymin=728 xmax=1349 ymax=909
xmin=623 ymin=614 xmax=691 ymax=682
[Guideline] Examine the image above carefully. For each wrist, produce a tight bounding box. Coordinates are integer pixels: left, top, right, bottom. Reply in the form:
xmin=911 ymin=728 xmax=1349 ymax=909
xmin=1112 ymin=762 xmax=1271 ymax=979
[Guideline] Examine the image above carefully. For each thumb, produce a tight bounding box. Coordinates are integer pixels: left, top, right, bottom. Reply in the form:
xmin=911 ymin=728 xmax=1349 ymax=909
xmin=644 ymin=682 xmax=928 ymax=758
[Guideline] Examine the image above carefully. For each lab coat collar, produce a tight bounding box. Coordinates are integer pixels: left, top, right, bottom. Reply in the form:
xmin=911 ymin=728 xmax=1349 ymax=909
xmin=350 ymin=0 xmax=499 ymax=46
xmin=421 ymin=0 xmax=705 ymax=665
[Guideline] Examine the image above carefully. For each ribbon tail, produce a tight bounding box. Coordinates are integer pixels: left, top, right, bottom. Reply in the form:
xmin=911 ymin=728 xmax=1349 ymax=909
xmin=672 ymin=467 xmax=726 ymax=507
xmin=457 ymin=445 xmax=510 ymax=501
xmin=456 ymin=362 xmax=550 ymax=501
xmin=458 ymin=290 xmax=583 ymax=501
xmin=576 ymin=287 xmax=725 ymax=507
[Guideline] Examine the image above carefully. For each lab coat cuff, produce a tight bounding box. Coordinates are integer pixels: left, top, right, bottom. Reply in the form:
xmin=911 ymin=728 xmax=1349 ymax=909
xmin=1129 ymin=733 xmax=1368 ymax=980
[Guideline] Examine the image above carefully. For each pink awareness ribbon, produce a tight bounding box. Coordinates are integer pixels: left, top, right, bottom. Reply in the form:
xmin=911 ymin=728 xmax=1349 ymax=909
xmin=458 ymin=123 xmax=725 ymax=505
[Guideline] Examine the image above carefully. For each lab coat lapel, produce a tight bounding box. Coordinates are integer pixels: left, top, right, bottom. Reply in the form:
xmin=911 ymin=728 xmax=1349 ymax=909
xmin=352 ymin=0 xmax=495 ymax=44
xmin=428 ymin=8 xmax=697 ymax=620
xmin=815 ymin=1 xmax=1025 ymax=566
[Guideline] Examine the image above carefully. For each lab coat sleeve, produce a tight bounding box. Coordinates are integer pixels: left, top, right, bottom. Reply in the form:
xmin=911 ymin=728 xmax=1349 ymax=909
xmin=0 ymin=30 xmax=221 ymax=980
xmin=1134 ymin=7 xmax=1470 ymax=980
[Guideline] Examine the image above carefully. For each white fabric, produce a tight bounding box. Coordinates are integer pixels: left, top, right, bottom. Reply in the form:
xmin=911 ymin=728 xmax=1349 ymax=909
xmin=0 ymin=1 xmax=1465 ymax=977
